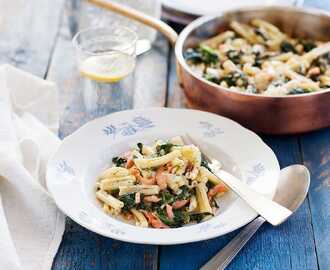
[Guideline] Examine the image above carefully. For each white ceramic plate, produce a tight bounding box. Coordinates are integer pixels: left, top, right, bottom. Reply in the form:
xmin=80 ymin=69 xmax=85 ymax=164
xmin=47 ymin=108 xmax=280 ymax=245
xmin=161 ymin=0 xmax=302 ymax=16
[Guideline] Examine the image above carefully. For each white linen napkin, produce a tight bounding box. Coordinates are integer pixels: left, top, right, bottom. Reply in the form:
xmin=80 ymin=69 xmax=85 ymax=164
xmin=0 ymin=64 xmax=65 ymax=270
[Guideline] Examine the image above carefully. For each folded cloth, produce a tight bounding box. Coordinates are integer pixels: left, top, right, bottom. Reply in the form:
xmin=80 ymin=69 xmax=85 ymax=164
xmin=0 ymin=65 xmax=65 ymax=270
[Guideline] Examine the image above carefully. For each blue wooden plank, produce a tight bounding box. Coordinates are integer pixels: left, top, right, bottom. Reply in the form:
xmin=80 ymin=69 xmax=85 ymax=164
xmin=300 ymin=128 xmax=330 ymax=270
xmin=53 ymin=219 xmax=102 ymax=270
xmin=0 ymin=0 xmax=65 ymax=78
xmin=53 ymin=219 xmax=158 ymax=270
xmin=159 ymin=136 xmax=318 ymax=270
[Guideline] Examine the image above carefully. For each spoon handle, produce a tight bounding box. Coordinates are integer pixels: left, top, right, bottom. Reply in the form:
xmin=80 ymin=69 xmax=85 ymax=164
xmin=87 ymin=0 xmax=178 ymax=45
xmin=200 ymin=216 xmax=266 ymax=270
xmin=215 ymin=170 xmax=292 ymax=226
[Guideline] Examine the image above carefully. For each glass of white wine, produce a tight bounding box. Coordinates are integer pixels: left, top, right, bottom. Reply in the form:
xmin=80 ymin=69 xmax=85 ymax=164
xmin=73 ymin=26 xmax=137 ymax=116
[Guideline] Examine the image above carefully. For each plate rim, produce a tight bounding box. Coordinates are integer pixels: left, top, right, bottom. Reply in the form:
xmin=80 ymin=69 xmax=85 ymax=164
xmin=47 ymin=107 xmax=280 ymax=245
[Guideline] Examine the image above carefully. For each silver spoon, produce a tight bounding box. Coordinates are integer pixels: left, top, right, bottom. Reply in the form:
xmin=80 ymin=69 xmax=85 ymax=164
xmin=200 ymin=164 xmax=310 ymax=270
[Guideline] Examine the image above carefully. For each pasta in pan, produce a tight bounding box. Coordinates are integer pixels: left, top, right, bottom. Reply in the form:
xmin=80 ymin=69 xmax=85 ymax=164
xmin=95 ymin=136 xmax=228 ymax=228
xmin=184 ymin=19 xmax=330 ymax=96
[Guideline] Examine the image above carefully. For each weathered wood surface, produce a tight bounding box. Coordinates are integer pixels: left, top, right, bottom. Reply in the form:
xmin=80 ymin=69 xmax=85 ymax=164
xmin=301 ymin=130 xmax=330 ymax=270
xmin=3 ymin=0 xmax=330 ymax=269
xmin=0 ymin=0 xmax=65 ymax=77
xmin=46 ymin=0 xmax=83 ymax=138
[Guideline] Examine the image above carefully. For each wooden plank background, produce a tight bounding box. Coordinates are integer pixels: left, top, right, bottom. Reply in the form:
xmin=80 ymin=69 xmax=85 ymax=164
xmin=1 ymin=0 xmax=330 ymax=269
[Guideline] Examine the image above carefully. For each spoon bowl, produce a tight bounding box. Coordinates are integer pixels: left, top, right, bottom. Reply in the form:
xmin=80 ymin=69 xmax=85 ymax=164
xmin=274 ymin=165 xmax=310 ymax=211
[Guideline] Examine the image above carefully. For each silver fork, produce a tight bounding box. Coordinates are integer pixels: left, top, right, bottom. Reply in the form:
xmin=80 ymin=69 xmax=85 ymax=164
xmin=182 ymin=134 xmax=292 ymax=226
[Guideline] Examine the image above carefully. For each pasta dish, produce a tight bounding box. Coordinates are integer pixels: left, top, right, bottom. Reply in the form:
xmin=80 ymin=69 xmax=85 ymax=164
xmin=96 ymin=136 xmax=228 ymax=228
xmin=184 ymin=19 xmax=330 ymax=96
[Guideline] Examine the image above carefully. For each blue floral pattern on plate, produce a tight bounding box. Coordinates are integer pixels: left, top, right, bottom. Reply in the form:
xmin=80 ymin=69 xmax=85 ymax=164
xmin=199 ymin=121 xmax=224 ymax=137
xmin=105 ymin=223 xmax=125 ymax=235
xmin=198 ymin=223 xmax=212 ymax=233
xmin=247 ymin=162 xmax=265 ymax=184
xmin=56 ymin=160 xmax=75 ymax=176
xmin=103 ymin=116 xmax=154 ymax=138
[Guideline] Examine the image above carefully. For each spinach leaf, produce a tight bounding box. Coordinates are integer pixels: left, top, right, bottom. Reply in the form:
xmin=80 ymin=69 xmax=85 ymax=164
xmin=160 ymin=186 xmax=191 ymax=205
xmin=189 ymin=212 xmax=211 ymax=223
xmin=160 ymin=190 xmax=175 ymax=205
xmin=201 ymin=157 xmax=213 ymax=173
xmin=137 ymin=142 xmax=143 ymax=154
xmin=184 ymin=48 xmax=203 ymax=64
xmin=173 ymin=209 xmax=190 ymax=226
xmin=254 ymin=28 xmax=268 ymax=41
xmin=280 ymin=41 xmax=297 ymax=53
xmin=119 ymin=193 xmax=136 ymax=212
xmin=184 ymin=45 xmax=219 ymax=65
xmin=156 ymin=208 xmax=174 ymax=226
xmin=226 ymin=50 xmax=241 ymax=65
xmin=176 ymin=185 xmax=191 ymax=200
xmin=137 ymin=201 xmax=153 ymax=212
xmin=301 ymin=40 xmax=316 ymax=52
xmin=288 ymin=87 xmax=314 ymax=95
xmin=221 ymin=72 xmax=248 ymax=88
xmin=254 ymin=57 xmax=263 ymax=68
xmin=156 ymin=143 xmax=173 ymax=156
xmin=312 ymin=57 xmax=328 ymax=73
xmin=253 ymin=53 xmax=268 ymax=68
xmin=322 ymin=52 xmax=330 ymax=65
xmin=212 ymin=199 xmax=220 ymax=209
xmin=204 ymin=73 xmax=221 ymax=84
xmin=156 ymin=208 xmax=190 ymax=227
xmin=112 ymin=156 xmax=127 ymax=167
xmin=199 ymin=44 xmax=219 ymax=65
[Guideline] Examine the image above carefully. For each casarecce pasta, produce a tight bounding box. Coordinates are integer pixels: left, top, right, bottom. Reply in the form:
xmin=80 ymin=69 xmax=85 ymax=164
xmin=184 ymin=19 xmax=330 ymax=96
xmin=95 ymin=136 xmax=228 ymax=228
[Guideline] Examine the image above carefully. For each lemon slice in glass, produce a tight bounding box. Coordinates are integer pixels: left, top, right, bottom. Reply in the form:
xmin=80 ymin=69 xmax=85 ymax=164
xmin=79 ymin=52 xmax=135 ymax=83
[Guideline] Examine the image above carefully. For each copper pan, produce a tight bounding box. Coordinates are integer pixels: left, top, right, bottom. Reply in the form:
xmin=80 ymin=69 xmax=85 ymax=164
xmin=88 ymin=0 xmax=330 ymax=134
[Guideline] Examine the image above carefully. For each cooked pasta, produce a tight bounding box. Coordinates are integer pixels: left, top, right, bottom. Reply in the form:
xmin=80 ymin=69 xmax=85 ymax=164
xmin=95 ymin=137 xmax=228 ymax=228
xmin=184 ymin=19 xmax=330 ymax=96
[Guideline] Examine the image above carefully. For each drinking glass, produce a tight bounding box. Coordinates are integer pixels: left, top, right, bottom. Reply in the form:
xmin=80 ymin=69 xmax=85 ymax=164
xmin=72 ymin=26 xmax=137 ymax=116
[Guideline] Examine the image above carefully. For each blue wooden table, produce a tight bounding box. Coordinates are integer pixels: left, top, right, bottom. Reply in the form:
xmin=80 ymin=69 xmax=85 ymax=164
xmin=2 ymin=0 xmax=330 ymax=269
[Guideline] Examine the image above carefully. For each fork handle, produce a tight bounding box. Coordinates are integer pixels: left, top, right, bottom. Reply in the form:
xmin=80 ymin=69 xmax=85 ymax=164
xmin=215 ymin=170 xmax=292 ymax=226
xmin=200 ymin=216 xmax=265 ymax=270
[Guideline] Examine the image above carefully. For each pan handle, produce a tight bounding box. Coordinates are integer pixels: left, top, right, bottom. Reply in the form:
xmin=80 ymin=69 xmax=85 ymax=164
xmin=87 ymin=0 xmax=178 ymax=46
